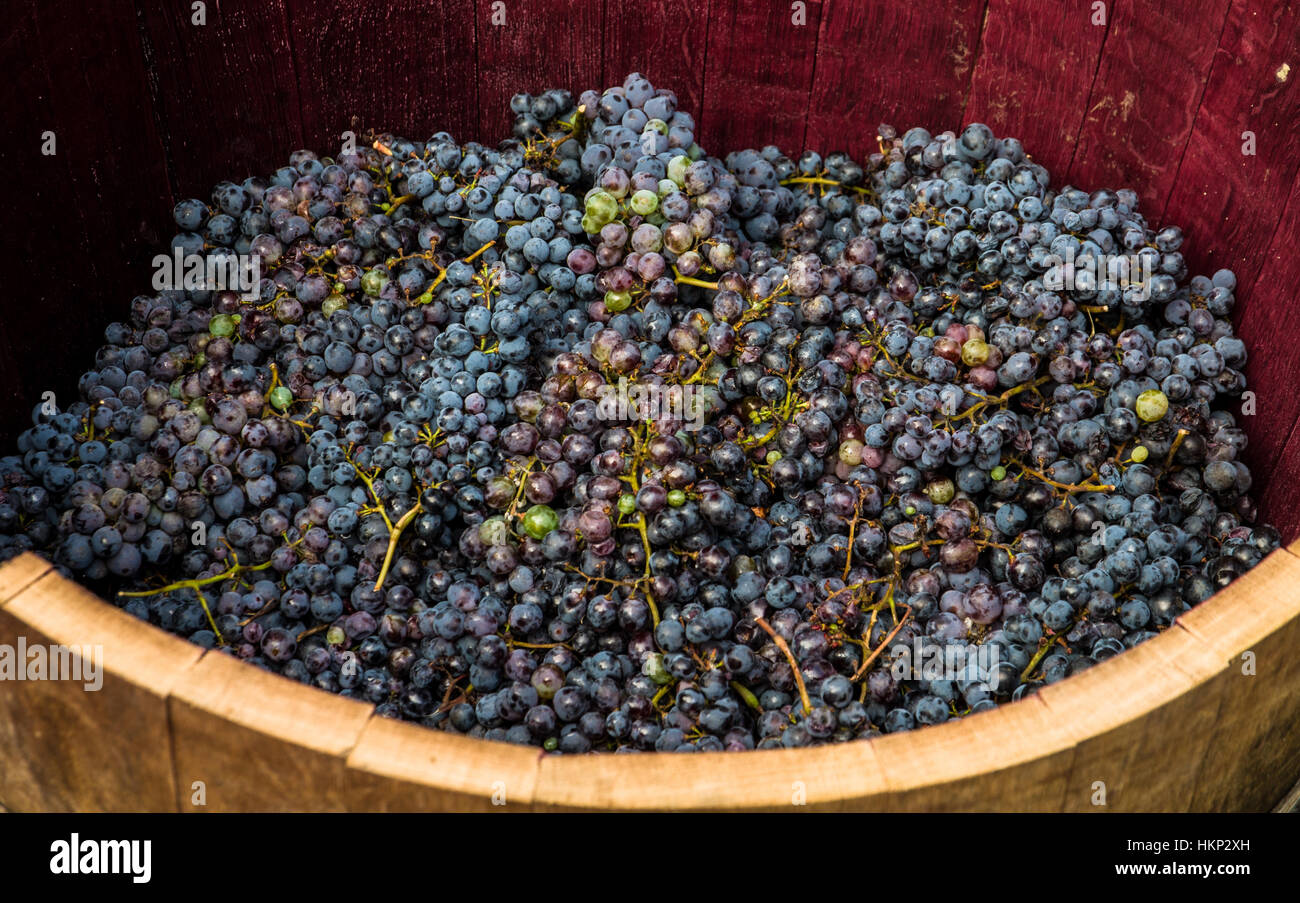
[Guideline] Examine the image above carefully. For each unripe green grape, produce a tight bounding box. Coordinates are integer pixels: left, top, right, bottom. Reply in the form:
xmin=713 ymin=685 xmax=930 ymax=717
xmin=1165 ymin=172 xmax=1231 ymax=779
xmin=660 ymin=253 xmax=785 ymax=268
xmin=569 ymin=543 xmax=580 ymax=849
xmin=657 ymin=178 xmax=678 ymax=197
xmin=269 ymin=386 xmax=294 ymax=411
xmin=630 ymin=189 xmax=659 ymax=215
xmin=479 ymin=516 xmax=510 ymax=545
xmin=961 ymin=338 xmax=990 ymax=366
xmin=209 ymin=314 xmax=236 ymax=337
xmin=839 ymin=439 xmax=864 ymax=465
xmin=604 ymin=290 xmax=633 ymax=312
xmin=361 ymin=269 xmax=388 ymax=296
xmin=642 ymin=652 xmax=672 ymax=685
xmin=522 ymin=504 xmax=558 ymax=539
xmin=584 ymin=190 xmax=618 ymax=224
xmin=618 ymin=494 xmax=637 ymax=515
xmin=1136 ymin=389 xmax=1169 ymax=422
xmin=924 ymin=478 xmax=955 ymax=504
xmin=667 ymin=155 xmax=690 ymax=186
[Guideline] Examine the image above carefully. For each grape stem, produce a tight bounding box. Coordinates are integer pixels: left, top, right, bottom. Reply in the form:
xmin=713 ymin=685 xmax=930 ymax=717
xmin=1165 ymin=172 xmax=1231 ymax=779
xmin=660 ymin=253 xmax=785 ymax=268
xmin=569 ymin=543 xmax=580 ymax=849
xmin=372 ymin=500 xmax=422 ymax=592
xmin=730 ymin=680 xmax=762 ymax=713
xmin=851 ymin=605 xmax=913 ymax=682
xmin=1019 ymin=634 xmax=1066 ymax=684
xmin=1162 ymin=428 xmax=1190 ymax=472
xmin=1013 ymin=461 xmax=1115 ymax=493
xmin=755 ymin=616 xmax=812 ymax=716
xmin=118 ymin=553 xmax=276 ymax=645
xmin=779 ymin=175 xmax=872 ymax=196
xmin=674 ymin=273 xmax=719 ymax=290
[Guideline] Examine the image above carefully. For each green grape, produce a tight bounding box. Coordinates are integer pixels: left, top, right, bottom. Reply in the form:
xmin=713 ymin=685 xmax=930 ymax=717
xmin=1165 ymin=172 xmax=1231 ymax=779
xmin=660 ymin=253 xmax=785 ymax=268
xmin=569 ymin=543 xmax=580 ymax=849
xmin=604 ymin=290 xmax=632 ymax=312
xmin=361 ymin=269 xmax=388 ymax=296
xmin=269 ymin=386 xmax=293 ymax=411
xmin=585 ymin=189 xmax=618 ymax=224
xmin=522 ymin=504 xmax=558 ymax=539
xmin=1136 ymin=389 xmax=1169 ymax=422
xmin=209 ymin=314 xmax=236 ymax=337
xmin=479 ymin=516 xmax=510 ymax=545
xmin=630 ymin=189 xmax=659 ymax=215
xmin=667 ymin=155 xmax=690 ymax=186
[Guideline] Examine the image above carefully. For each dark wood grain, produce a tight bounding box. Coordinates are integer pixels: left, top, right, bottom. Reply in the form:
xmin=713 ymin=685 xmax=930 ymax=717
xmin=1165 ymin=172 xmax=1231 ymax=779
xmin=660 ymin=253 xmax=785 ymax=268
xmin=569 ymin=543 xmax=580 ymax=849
xmin=135 ymin=0 xmax=303 ymax=194
xmin=0 ymin=0 xmax=173 ymax=440
xmin=804 ymin=0 xmax=986 ymax=154
xmin=1154 ymin=1 xmax=1300 ymax=539
xmin=288 ymin=0 xmax=479 ymax=149
xmin=964 ymin=0 xmax=1109 ymax=178
xmin=472 ymin=0 xmax=605 ymax=144
xmin=0 ymin=0 xmax=56 ymax=436
xmin=698 ymin=0 xmax=823 ymax=155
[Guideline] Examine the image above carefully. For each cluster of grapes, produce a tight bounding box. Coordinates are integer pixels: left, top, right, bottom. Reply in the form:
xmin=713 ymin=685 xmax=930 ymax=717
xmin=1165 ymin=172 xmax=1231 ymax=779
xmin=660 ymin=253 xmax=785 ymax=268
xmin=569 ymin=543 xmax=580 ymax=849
xmin=0 ymin=73 xmax=1280 ymax=753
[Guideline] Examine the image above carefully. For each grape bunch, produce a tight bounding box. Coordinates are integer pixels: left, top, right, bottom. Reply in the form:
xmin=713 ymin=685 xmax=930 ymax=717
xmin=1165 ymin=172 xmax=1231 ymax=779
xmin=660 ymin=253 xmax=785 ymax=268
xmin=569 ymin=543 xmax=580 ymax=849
xmin=0 ymin=73 xmax=1281 ymax=753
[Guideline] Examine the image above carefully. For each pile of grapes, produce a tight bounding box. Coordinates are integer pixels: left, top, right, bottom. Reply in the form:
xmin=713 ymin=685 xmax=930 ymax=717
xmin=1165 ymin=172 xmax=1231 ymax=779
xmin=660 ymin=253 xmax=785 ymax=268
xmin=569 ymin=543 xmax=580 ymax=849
xmin=0 ymin=74 xmax=1280 ymax=752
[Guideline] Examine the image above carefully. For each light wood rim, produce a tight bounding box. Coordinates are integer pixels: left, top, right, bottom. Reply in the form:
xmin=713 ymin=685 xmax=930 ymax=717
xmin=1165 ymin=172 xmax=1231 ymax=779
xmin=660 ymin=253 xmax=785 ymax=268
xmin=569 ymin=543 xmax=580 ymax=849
xmin=1 ymin=543 xmax=1298 ymax=811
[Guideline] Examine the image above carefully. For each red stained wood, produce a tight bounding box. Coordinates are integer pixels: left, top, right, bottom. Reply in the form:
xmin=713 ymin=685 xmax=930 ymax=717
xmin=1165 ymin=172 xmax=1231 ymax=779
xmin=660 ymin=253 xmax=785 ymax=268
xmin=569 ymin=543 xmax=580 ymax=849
xmin=1065 ymin=0 xmax=1233 ymax=206
xmin=287 ymin=0 xmax=479 ymax=149
xmin=1238 ymin=168 xmax=1300 ymax=535
xmin=804 ymin=0 xmax=985 ymax=153
xmin=472 ymin=0 xmax=605 ymax=144
xmin=1156 ymin=0 xmax=1300 ymax=539
xmin=699 ymin=0 xmax=824 ymax=155
xmin=964 ymin=0 xmax=1108 ymax=178
xmin=1161 ymin=0 xmax=1300 ymax=280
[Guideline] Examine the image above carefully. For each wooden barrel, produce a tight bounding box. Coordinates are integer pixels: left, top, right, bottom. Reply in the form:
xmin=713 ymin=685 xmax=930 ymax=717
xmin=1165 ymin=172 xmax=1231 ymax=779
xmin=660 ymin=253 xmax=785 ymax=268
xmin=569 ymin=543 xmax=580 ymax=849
xmin=1 ymin=0 xmax=1298 ymax=810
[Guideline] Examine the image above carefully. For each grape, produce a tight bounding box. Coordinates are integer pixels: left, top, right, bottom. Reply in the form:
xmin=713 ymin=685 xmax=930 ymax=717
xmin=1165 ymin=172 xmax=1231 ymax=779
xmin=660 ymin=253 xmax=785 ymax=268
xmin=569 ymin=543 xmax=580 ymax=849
xmin=0 ymin=72 xmax=1280 ymax=756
